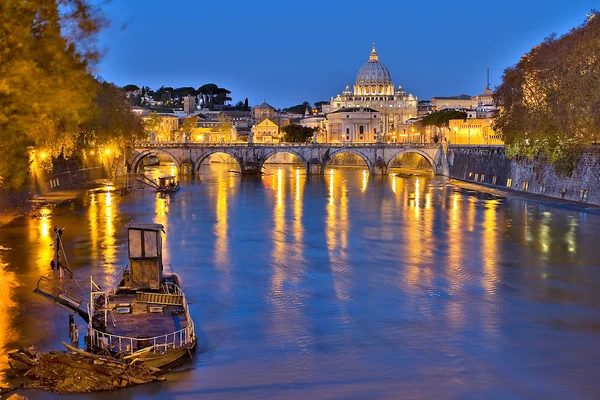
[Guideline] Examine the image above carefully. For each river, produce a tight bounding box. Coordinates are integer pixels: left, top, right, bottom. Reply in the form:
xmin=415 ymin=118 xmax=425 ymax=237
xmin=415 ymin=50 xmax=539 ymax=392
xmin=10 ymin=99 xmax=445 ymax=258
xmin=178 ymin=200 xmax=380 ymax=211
xmin=1 ymin=163 xmax=600 ymax=399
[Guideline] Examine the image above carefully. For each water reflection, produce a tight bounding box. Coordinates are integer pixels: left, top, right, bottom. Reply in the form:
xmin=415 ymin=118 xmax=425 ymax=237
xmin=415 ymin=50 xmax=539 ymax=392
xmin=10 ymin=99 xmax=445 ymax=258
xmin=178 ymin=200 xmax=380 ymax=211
xmin=1 ymin=165 xmax=600 ymax=399
xmin=0 ymin=260 xmax=17 ymax=386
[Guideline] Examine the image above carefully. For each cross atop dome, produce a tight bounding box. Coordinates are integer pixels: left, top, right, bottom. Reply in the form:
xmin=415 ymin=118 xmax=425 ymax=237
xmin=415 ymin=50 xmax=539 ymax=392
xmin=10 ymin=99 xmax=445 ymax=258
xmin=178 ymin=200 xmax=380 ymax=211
xmin=369 ymin=43 xmax=379 ymax=61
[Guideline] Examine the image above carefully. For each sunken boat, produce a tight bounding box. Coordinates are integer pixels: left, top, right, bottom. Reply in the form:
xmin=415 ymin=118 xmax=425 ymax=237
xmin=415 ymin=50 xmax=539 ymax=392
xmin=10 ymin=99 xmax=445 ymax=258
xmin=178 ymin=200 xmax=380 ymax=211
xmin=34 ymin=223 xmax=196 ymax=370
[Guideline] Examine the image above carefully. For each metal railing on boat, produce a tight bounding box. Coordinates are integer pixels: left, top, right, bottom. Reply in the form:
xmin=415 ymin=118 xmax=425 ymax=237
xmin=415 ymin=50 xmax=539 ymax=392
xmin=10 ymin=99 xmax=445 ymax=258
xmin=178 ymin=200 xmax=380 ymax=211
xmin=89 ymin=281 xmax=195 ymax=355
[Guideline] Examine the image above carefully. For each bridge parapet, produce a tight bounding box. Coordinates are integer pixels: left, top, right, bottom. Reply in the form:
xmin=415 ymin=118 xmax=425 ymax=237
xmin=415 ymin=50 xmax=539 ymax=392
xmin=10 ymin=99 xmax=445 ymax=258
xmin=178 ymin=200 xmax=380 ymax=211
xmin=128 ymin=142 xmax=447 ymax=176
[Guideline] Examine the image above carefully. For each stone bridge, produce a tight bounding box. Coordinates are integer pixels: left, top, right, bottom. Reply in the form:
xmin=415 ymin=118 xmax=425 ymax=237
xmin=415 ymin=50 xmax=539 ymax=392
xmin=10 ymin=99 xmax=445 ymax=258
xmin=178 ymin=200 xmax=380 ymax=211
xmin=128 ymin=143 xmax=449 ymax=176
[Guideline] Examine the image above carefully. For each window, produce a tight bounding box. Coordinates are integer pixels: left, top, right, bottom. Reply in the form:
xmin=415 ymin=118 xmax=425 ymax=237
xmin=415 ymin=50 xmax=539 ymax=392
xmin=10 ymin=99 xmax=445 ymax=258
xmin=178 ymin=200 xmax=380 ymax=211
xmin=580 ymin=189 xmax=589 ymax=202
xmin=360 ymin=136 xmax=364 ymax=141
xmin=474 ymin=174 xmax=479 ymax=181
xmin=346 ymin=128 xmax=350 ymax=134
xmin=374 ymin=115 xmax=377 ymax=118
xmin=506 ymin=178 xmax=512 ymax=188
xmin=346 ymin=115 xmax=350 ymax=118
xmin=346 ymin=135 xmax=350 ymax=140
xmin=359 ymin=126 xmax=364 ymax=134
xmin=480 ymin=175 xmax=485 ymax=183
xmin=522 ymin=181 xmax=529 ymax=191
xmin=468 ymin=172 xmax=473 ymax=179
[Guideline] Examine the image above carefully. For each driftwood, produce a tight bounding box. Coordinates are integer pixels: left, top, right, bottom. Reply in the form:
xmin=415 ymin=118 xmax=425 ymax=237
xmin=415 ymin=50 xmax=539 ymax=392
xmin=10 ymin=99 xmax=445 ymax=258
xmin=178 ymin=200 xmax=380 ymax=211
xmin=6 ymin=345 xmax=165 ymax=394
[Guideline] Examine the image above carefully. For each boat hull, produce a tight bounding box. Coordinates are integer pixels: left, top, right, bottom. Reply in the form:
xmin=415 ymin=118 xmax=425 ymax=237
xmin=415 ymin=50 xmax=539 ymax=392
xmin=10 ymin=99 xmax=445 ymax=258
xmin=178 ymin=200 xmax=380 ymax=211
xmin=134 ymin=339 xmax=197 ymax=370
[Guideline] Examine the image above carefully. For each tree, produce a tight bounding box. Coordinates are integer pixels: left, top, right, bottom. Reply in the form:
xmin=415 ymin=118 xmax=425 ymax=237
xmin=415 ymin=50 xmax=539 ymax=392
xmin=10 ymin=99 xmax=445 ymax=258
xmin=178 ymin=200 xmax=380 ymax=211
xmin=81 ymin=80 xmax=145 ymax=155
xmin=284 ymin=101 xmax=311 ymax=115
xmin=244 ymin=97 xmax=249 ymax=110
xmin=197 ymin=83 xmax=218 ymax=108
xmin=281 ymin=124 xmax=314 ymax=143
xmin=234 ymin=101 xmax=245 ymax=110
xmin=421 ymin=110 xmax=467 ymax=141
xmin=493 ymin=11 xmax=600 ymax=175
xmin=314 ymin=101 xmax=328 ymax=112
xmin=177 ymin=115 xmax=198 ymax=141
xmin=122 ymin=84 xmax=139 ymax=92
xmin=0 ymin=0 xmax=105 ymax=189
xmin=216 ymin=113 xmax=234 ymax=141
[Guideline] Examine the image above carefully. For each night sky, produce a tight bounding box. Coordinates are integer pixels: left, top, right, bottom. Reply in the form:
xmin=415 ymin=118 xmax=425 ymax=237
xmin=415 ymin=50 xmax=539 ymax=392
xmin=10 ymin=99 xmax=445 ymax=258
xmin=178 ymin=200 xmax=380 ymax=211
xmin=96 ymin=0 xmax=595 ymax=108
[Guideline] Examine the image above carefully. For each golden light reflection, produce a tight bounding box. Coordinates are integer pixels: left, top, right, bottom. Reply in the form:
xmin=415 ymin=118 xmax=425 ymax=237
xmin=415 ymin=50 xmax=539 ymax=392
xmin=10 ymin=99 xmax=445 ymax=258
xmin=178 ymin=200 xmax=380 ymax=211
xmin=539 ymin=211 xmax=551 ymax=254
xmin=448 ymin=192 xmax=464 ymax=293
xmin=271 ymin=168 xmax=286 ymax=293
xmin=482 ymin=201 xmax=499 ymax=294
xmin=102 ymin=188 xmax=116 ymax=275
xmin=361 ymin=170 xmax=368 ymax=192
xmin=214 ymin=174 xmax=229 ymax=268
xmin=89 ymin=193 xmax=98 ymax=258
xmin=0 ymin=262 xmax=17 ymax=385
xmin=391 ymin=176 xmax=397 ymax=193
xmin=566 ymin=218 xmax=577 ymax=253
xmin=325 ymin=170 xmax=350 ymax=300
xmin=28 ymin=207 xmax=53 ymax=273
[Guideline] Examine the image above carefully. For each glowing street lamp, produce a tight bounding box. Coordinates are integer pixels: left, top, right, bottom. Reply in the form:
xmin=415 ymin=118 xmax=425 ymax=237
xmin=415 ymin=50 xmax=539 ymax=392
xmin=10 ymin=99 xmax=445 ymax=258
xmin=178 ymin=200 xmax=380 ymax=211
xmin=40 ymin=152 xmax=47 ymax=160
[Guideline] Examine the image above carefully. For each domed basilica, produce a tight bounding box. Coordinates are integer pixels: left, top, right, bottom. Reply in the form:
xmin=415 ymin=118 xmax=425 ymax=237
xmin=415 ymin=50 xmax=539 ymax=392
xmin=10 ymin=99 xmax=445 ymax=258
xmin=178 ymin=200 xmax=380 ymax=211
xmin=330 ymin=45 xmax=418 ymax=139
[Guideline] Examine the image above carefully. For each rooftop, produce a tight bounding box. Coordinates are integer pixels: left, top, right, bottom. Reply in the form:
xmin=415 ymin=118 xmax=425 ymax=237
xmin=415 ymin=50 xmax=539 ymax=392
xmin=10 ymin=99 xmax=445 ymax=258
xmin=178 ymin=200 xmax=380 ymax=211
xmin=330 ymin=107 xmax=379 ymax=114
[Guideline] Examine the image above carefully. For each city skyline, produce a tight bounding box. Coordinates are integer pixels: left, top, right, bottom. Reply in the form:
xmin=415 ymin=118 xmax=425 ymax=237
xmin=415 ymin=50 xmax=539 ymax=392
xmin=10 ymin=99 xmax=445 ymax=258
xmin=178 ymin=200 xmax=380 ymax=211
xmin=96 ymin=0 xmax=595 ymax=107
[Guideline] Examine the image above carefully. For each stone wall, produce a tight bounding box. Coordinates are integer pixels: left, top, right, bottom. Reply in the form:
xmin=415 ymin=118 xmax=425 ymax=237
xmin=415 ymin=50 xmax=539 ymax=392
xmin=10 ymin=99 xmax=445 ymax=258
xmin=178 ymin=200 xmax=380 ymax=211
xmin=448 ymin=145 xmax=600 ymax=206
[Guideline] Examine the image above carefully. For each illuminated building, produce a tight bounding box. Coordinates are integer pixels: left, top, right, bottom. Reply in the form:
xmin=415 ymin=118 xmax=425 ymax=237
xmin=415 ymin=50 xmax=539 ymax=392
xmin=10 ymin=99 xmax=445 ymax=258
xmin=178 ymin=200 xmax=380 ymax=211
xmin=252 ymin=118 xmax=280 ymax=143
xmin=448 ymin=118 xmax=503 ymax=145
xmin=330 ymin=45 xmax=418 ymax=141
xmin=326 ymin=107 xmax=381 ymax=143
xmin=430 ymin=94 xmax=473 ymax=111
xmin=253 ymin=101 xmax=275 ymax=124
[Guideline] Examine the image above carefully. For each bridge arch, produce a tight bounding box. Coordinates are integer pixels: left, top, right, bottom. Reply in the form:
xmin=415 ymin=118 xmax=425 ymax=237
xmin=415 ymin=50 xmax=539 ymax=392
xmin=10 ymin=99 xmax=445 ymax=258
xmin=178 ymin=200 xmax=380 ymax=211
xmin=130 ymin=149 xmax=182 ymax=173
xmin=258 ymin=148 xmax=310 ymax=173
xmin=325 ymin=148 xmax=373 ymax=172
xmin=385 ymin=148 xmax=436 ymax=172
xmin=193 ymin=148 xmax=243 ymax=173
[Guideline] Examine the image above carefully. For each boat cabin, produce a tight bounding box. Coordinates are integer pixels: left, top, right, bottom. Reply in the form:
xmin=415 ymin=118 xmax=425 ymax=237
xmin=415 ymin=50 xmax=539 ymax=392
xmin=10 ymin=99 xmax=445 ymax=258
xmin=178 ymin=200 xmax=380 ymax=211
xmin=157 ymin=176 xmax=178 ymax=190
xmin=120 ymin=223 xmax=164 ymax=291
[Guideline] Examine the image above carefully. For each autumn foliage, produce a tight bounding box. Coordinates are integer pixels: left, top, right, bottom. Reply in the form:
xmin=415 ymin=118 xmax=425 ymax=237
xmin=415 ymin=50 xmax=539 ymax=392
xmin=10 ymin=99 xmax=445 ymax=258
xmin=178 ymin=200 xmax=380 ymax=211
xmin=493 ymin=12 xmax=600 ymax=175
xmin=0 ymin=0 xmax=143 ymax=189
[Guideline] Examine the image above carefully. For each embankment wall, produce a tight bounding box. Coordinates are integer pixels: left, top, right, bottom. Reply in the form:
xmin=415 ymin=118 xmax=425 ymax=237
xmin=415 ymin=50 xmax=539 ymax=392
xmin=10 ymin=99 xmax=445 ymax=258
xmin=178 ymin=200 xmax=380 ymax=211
xmin=448 ymin=145 xmax=600 ymax=206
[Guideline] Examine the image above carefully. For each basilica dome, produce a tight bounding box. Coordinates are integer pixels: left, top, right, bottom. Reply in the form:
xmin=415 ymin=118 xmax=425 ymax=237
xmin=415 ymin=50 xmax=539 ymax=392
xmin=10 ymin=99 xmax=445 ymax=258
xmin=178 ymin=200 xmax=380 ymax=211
xmin=356 ymin=45 xmax=392 ymax=85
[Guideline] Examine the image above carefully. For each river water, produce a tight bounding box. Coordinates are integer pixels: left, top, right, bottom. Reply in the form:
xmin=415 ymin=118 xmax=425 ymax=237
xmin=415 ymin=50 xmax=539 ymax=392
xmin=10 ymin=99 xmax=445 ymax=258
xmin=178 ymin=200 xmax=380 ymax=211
xmin=1 ymin=163 xmax=600 ymax=399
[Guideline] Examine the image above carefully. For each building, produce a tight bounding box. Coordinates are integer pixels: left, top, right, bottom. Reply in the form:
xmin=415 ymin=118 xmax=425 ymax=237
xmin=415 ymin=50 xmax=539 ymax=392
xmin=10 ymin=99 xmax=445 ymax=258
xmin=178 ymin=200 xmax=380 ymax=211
xmin=253 ymin=101 xmax=276 ymax=124
xmin=326 ymin=107 xmax=381 ymax=143
xmin=141 ymin=112 xmax=180 ymax=142
xmin=251 ymin=118 xmax=280 ymax=143
xmin=430 ymin=94 xmax=473 ymax=111
xmin=183 ymin=95 xmax=196 ymax=114
xmin=330 ymin=45 xmax=418 ymax=140
xmin=448 ymin=118 xmax=503 ymax=145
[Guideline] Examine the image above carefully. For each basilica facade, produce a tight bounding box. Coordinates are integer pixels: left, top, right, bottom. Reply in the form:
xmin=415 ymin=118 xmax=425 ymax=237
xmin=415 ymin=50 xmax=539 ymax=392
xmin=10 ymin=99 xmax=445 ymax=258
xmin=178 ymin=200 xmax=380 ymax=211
xmin=330 ymin=45 xmax=418 ymax=141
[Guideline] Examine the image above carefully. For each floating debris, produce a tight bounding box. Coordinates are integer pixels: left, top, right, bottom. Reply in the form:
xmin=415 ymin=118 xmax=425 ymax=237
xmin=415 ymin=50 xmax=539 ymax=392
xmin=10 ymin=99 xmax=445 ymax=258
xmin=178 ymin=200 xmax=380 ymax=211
xmin=6 ymin=342 xmax=164 ymax=394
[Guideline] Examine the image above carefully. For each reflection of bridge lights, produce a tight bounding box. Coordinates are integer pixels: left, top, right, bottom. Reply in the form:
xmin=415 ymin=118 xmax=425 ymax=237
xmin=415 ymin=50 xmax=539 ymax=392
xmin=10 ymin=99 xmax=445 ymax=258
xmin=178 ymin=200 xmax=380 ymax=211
xmin=329 ymin=169 xmax=334 ymax=175
xmin=361 ymin=170 xmax=368 ymax=192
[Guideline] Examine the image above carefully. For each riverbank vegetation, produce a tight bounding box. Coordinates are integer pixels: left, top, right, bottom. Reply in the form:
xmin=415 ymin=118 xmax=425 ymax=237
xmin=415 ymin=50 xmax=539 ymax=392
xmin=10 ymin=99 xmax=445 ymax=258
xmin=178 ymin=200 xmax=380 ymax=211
xmin=0 ymin=0 xmax=144 ymax=190
xmin=493 ymin=11 xmax=600 ymax=175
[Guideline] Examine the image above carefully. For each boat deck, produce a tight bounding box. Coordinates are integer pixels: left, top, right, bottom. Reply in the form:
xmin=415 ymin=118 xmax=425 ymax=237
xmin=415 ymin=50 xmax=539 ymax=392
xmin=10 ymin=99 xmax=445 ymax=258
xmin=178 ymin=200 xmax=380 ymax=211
xmin=95 ymin=293 xmax=188 ymax=339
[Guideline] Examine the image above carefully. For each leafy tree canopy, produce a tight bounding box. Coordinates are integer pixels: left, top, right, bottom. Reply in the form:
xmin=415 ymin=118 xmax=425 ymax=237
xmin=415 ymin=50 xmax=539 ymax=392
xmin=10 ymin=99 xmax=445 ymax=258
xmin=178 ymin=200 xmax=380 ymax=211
xmin=420 ymin=110 xmax=467 ymax=128
xmin=284 ymin=101 xmax=311 ymax=115
xmin=281 ymin=124 xmax=314 ymax=143
xmin=493 ymin=11 xmax=600 ymax=174
xmin=122 ymin=84 xmax=139 ymax=91
xmin=0 ymin=0 xmax=105 ymax=189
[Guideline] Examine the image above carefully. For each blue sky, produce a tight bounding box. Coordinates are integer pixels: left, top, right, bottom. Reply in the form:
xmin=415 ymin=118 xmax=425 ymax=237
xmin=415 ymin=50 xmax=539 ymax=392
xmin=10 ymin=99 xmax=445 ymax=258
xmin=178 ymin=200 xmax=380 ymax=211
xmin=95 ymin=0 xmax=595 ymax=108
